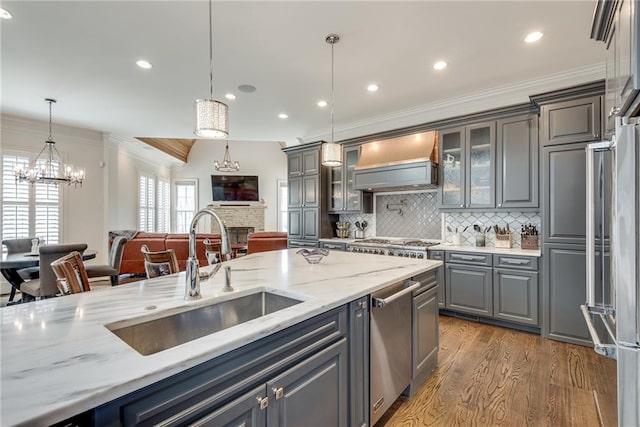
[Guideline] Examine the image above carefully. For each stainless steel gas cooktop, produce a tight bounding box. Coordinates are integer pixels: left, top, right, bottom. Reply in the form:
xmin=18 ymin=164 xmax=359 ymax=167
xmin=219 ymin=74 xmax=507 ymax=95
xmin=347 ymin=238 xmax=440 ymax=258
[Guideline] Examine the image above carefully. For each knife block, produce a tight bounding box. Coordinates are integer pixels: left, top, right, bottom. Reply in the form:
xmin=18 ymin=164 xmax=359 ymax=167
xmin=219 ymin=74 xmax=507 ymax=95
xmin=495 ymin=232 xmax=512 ymax=248
xmin=521 ymin=234 xmax=539 ymax=250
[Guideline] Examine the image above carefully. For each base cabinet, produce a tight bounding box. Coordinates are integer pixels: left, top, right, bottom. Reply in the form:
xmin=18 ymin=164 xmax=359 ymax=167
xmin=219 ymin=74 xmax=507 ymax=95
xmin=493 ymin=269 xmax=538 ymax=326
xmin=411 ymin=286 xmax=438 ymax=389
xmin=191 ymin=385 xmax=266 ymax=427
xmin=349 ymin=297 xmax=369 ymax=427
xmin=445 ymin=264 xmax=493 ymax=316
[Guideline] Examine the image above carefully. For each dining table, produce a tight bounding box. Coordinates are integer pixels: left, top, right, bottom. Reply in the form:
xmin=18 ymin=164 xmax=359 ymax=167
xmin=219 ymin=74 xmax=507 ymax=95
xmin=1 ymin=249 xmax=97 ymax=304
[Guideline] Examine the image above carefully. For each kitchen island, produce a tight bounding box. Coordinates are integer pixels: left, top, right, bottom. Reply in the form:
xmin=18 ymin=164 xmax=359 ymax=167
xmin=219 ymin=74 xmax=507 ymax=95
xmin=0 ymin=249 xmax=440 ymax=426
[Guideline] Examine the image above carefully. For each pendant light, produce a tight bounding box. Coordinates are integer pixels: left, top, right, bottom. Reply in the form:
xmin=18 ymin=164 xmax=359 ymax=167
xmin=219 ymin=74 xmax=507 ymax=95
xmin=321 ymin=34 xmax=342 ymax=167
xmin=14 ymin=98 xmax=85 ymax=187
xmin=214 ymin=141 xmax=240 ymax=172
xmin=194 ymin=0 xmax=228 ymax=138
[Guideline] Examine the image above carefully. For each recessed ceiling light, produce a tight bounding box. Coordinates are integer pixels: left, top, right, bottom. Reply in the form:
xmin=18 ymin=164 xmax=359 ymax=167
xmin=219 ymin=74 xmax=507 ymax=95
xmin=278 ymin=113 xmax=289 ymax=119
xmin=367 ymin=84 xmax=379 ymax=92
xmin=433 ymin=61 xmax=448 ymax=70
xmin=0 ymin=8 xmax=12 ymax=19
xmin=317 ymin=100 xmax=328 ymax=108
xmin=225 ymin=93 xmax=236 ymax=100
xmin=136 ymin=60 xmax=152 ymax=69
xmin=524 ymin=31 xmax=544 ymax=43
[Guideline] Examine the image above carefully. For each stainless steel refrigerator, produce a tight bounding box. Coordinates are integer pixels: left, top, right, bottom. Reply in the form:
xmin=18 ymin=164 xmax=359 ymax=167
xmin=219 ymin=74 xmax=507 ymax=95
xmin=583 ymin=120 xmax=640 ymax=426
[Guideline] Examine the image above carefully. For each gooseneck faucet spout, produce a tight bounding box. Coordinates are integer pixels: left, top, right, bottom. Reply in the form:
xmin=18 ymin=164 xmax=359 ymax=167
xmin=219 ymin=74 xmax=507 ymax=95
xmin=185 ymin=206 xmax=232 ymax=300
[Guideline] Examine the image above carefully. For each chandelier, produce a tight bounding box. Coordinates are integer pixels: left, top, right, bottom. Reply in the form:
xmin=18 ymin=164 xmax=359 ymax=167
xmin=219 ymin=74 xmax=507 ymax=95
xmin=214 ymin=141 xmax=239 ymax=172
xmin=321 ymin=34 xmax=342 ymax=167
xmin=14 ymin=98 xmax=85 ymax=187
xmin=194 ymin=0 xmax=228 ymax=139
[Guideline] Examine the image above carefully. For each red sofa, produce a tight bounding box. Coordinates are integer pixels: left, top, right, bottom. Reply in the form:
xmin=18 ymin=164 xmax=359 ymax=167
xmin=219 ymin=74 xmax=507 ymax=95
xmin=246 ymin=232 xmax=288 ymax=254
xmin=118 ymin=232 xmax=221 ymax=275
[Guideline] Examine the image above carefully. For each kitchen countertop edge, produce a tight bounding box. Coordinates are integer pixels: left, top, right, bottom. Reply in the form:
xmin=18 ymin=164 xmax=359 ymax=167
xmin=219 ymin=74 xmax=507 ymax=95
xmin=428 ymin=244 xmax=542 ymax=257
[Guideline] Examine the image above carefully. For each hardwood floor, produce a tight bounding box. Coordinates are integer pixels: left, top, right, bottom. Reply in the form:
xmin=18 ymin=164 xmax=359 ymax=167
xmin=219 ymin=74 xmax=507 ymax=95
xmin=378 ymin=315 xmax=618 ymax=427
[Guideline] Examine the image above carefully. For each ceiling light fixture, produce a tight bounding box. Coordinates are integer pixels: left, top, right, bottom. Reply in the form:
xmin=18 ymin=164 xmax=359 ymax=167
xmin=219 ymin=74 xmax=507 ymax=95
xmin=225 ymin=93 xmax=236 ymax=100
xmin=278 ymin=113 xmax=289 ymax=119
xmin=433 ymin=61 xmax=447 ymax=70
xmin=194 ymin=0 xmax=228 ymax=139
xmin=136 ymin=60 xmax=153 ymax=69
xmin=367 ymin=84 xmax=379 ymax=92
xmin=321 ymin=34 xmax=342 ymax=167
xmin=524 ymin=31 xmax=544 ymax=43
xmin=14 ymin=98 xmax=85 ymax=187
xmin=0 ymin=7 xmax=12 ymax=19
xmin=317 ymin=100 xmax=327 ymax=108
xmin=214 ymin=141 xmax=239 ymax=172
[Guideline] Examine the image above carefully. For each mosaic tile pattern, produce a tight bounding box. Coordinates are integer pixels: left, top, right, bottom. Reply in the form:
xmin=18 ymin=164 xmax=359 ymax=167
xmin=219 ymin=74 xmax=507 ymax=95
xmin=445 ymin=211 xmax=541 ymax=248
xmin=337 ymin=213 xmax=375 ymax=239
xmin=375 ymin=192 xmax=441 ymax=239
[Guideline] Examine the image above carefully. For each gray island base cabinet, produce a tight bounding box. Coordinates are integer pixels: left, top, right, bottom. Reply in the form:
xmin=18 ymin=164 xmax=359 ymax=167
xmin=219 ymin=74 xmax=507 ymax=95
xmin=94 ymin=307 xmax=350 ymax=427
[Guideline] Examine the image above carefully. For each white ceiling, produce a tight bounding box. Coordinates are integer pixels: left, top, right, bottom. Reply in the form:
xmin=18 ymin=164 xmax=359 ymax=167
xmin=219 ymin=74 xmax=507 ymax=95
xmin=1 ymin=1 xmax=605 ymax=147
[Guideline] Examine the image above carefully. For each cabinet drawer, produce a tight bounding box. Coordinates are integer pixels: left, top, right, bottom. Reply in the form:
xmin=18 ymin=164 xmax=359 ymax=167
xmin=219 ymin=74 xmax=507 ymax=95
xmin=320 ymin=241 xmax=347 ymax=251
xmin=427 ymin=250 xmax=444 ymax=261
xmin=493 ymin=255 xmax=538 ymax=271
xmin=288 ymin=239 xmax=319 ymax=248
xmin=446 ymin=251 xmax=492 ymax=266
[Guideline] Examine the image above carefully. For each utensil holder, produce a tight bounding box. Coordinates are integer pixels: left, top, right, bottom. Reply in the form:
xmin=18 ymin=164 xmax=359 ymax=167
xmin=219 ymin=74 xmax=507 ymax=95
xmin=495 ymin=232 xmax=512 ymax=249
xmin=452 ymin=233 xmax=462 ymax=246
xmin=475 ymin=233 xmax=485 ymax=247
xmin=521 ymin=235 xmax=539 ymax=250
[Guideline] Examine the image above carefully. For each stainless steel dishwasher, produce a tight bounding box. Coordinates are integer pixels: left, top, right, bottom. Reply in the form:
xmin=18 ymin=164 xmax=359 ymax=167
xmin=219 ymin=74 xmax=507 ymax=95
xmin=370 ymin=279 xmax=419 ymax=425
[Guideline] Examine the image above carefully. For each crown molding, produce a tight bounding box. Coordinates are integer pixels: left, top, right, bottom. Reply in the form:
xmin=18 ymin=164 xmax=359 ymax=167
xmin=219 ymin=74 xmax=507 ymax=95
xmin=104 ymin=133 xmax=178 ymax=169
xmin=1 ymin=113 xmax=103 ymax=145
xmin=302 ymin=63 xmax=606 ymax=144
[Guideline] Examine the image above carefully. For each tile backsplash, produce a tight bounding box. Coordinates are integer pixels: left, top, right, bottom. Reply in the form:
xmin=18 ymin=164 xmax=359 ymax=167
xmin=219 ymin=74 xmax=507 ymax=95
xmin=445 ymin=211 xmax=541 ymax=248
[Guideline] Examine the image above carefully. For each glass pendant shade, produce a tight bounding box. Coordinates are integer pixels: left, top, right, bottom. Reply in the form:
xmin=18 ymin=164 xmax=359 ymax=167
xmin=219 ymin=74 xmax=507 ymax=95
xmin=321 ymin=142 xmax=342 ymax=167
xmin=194 ymin=99 xmax=229 ymax=139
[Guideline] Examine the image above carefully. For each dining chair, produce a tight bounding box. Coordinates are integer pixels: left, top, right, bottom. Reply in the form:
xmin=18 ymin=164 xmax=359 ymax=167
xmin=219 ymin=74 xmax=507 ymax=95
xmin=85 ymin=236 xmax=128 ymax=285
xmin=20 ymin=243 xmax=88 ymax=301
xmin=203 ymin=238 xmax=222 ymax=265
xmin=51 ymin=251 xmax=91 ymax=294
xmin=2 ymin=237 xmax=42 ymax=302
xmin=140 ymin=244 xmax=179 ymax=278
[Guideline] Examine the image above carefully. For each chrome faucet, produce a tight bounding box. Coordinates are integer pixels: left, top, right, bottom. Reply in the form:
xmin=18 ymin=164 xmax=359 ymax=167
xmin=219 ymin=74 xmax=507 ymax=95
xmin=185 ymin=206 xmax=232 ymax=300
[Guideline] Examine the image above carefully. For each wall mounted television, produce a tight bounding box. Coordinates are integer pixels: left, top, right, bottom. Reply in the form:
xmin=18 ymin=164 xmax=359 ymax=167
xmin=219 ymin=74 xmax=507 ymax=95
xmin=212 ymin=175 xmax=259 ymax=202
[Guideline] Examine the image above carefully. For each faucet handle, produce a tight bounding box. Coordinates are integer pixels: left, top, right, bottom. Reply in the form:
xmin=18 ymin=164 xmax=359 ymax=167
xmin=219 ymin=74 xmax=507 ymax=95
xmin=223 ymin=265 xmax=234 ymax=292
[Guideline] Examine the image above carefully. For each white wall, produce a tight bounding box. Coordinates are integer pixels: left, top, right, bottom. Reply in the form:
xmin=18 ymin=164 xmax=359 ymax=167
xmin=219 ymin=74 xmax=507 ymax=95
xmin=172 ymin=139 xmax=287 ymax=231
xmin=1 ymin=114 xmax=106 ymax=261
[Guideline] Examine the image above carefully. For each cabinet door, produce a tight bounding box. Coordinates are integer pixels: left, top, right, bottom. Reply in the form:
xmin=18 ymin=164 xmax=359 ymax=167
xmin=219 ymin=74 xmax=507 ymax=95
xmin=496 ymin=115 xmax=539 ymax=209
xmin=604 ymin=27 xmax=618 ymax=136
xmin=288 ymin=153 xmax=303 ymax=177
xmin=540 ymin=96 xmax=602 ymax=145
xmin=412 ymin=286 xmax=439 ymax=384
xmin=439 ymin=127 xmax=466 ymax=208
xmin=349 ymin=298 xmax=369 ymax=427
xmin=543 ymin=244 xmax=592 ymax=346
xmin=465 ymin=122 xmax=495 ymax=208
xmin=302 ymin=208 xmax=318 ymax=240
xmin=191 ymin=385 xmax=267 ymax=427
xmin=267 ymin=339 xmax=348 ymax=427
xmin=302 ymin=150 xmax=319 ymax=175
xmin=617 ymin=0 xmax=640 ymax=117
xmin=288 ymin=177 xmax=302 ymax=208
xmin=445 ymin=264 xmax=492 ymax=316
xmin=287 ymin=209 xmax=302 ymax=239
xmin=542 ymin=142 xmax=588 ymax=244
xmin=493 ymin=269 xmax=539 ymax=326
xmin=344 ymin=147 xmax=364 ymax=212
xmin=328 ymin=163 xmax=344 ymax=212
xmin=302 ymin=175 xmax=319 ymax=207
xmin=428 ymin=250 xmax=446 ymax=308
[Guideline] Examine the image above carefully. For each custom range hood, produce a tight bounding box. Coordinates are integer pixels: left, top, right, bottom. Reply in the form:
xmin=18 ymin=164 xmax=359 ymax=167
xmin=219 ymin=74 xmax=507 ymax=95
xmin=353 ymin=131 xmax=438 ymax=191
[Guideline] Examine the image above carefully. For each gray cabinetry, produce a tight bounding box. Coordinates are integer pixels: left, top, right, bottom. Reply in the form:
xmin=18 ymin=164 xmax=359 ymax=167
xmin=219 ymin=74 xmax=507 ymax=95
xmin=284 ymin=143 xmax=337 ymax=247
xmin=267 ymin=339 xmax=348 ymax=427
xmin=411 ymin=285 xmax=438 ymax=389
xmin=493 ymin=268 xmax=539 ymax=326
xmin=319 ymin=240 xmax=348 ymax=251
xmin=445 ymin=263 xmax=493 ymax=316
xmin=329 ymin=146 xmax=373 ymax=214
xmin=540 ymin=96 xmax=602 ymax=145
xmin=592 ymin=0 xmax=640 ymax=132
xmin=496 ymin=114 xmax=539 ymax=208
xmin=428 ymin=250 xmax=445 ymax=308
xmin=349 ymin=297 xmax=369 ymax=427
xmin=190 ymin=386 xmax=266 ymax=427
xmin=439 ymin=121 xmax=495 ymax=210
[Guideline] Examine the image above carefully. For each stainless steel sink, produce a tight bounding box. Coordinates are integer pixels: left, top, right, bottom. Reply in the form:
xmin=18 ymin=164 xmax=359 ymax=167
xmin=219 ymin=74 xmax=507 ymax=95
xmin=106 ymin=291 xmax=303 ymax=356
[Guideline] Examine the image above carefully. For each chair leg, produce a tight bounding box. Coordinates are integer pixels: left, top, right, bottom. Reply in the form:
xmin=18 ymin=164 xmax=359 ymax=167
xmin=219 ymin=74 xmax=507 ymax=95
xmin=8 ymin=286 xmax=16 ymax=303
xmin=110 ymin=275 xmax=119 ymax=286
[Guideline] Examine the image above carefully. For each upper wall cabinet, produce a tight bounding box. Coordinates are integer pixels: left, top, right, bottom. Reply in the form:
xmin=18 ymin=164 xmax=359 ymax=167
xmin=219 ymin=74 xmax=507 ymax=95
xmin=496 ymin=115 xmax=539 ymax=209
xmin=540 ymin=96 xmax=602 ymax=145
xmin=328 ymin=146 xmax=373 ymax=214
xmin=439 ymin=121 xmax=495 ymax=210
xmin=592 ymin=0 xmax=640 ymax=134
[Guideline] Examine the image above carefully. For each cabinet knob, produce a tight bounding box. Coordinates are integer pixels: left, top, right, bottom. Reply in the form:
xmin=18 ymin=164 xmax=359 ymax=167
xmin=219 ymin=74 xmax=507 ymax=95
xmin=498 ymin=203 xmax=502 ymax=207
xmin=273 ymin=387 xmax=284 ymax=400
xmin=608 ymin=106 xmax=621 ymax=118
xmin=257 ymin=396 xmax=269 ymax=409
xmin=358 ymin=300 xmax=368 ymax=309
xmin=460 ymin=204 xmax=464 ymax=208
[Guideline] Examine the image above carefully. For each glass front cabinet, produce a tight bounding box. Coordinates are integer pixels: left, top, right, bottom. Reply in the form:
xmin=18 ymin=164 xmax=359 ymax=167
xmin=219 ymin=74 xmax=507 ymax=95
xmin=329 ymin=146 xmax=372 ymax=214
xmin=439 ymin=121 xmax=495 ymax=210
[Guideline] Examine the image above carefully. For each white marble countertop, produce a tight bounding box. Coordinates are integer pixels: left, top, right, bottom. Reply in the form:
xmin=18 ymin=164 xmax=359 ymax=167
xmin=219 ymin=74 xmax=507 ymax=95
xmin=427 ymin=244 xmax=542 ymax=257
xmin=0 ymin=249 xmax=440 ymax=427
xmin=319 ymin=237 xmax=355 ymax=243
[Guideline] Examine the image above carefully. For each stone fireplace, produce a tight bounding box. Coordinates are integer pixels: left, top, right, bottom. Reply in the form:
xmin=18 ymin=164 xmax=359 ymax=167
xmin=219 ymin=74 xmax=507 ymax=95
xmin=206 ymin=204 xmax=266 ymax=242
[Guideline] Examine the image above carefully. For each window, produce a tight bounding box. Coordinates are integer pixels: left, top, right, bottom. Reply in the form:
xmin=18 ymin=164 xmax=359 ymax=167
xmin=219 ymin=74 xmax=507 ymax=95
xmin=2 ymin=153 xmax=60 ymax=245
xmin=277 ymin=179 xmax=288 ymax=232
xmin=174 ymin=179 xmax=198 ymax=233
xmin=138 ymin=172 xmax=170 ymax=233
